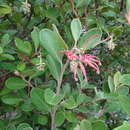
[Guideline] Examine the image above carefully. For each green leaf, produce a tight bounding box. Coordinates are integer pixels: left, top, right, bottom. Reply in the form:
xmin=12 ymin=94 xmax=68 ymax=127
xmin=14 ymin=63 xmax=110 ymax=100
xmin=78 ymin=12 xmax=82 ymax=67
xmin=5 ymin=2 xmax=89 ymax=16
xmin=126 ymin=0 xmax=130 ymax=12
xmin=17 ymin=62 xmax=26 ymax=71
xmin=80 ymin=120 xmax=92 ymax=130
xmin=77 ymin=68 xmax=83 ymax=82
xmin=1 ymin=94 xmax=22 ymax=105
xmin=102 ymin=10 xmax=116 ymax=18
xmin=76 ymin=94 xmax=87 ymax=105
xmin=1 ymin=34 xmax=10 ymax=47
xmin=62 ymin=96 xmax=77 ymax=109
xmin=37 ymin=115 xmax=48 ymax=125
xmin=0 ymin=120 xmax=5 ymax=130
xmin=17 ymin=123 xmax=32 ymax=130
xmin=52 ymin=24 xmax=68 ymax=49
xmin=30 ymin=88 xmax=50 ymax=112
xmin=0 ymin=87 xmax=12 ymax=96
xmin=0 ymin=47 xmax=3 ymax=54
xmin=105 ymin=102 xmax=121 ymax=112
xmin=65 ymin=111 xmax=77 ymax=123
xmin=55 ymin=111 xmax=65 ymax=127
xmin=84 ymin=83 xmax=95 ymax=88
xmin=5 ymin=77 xmax=26 ymax=90
xmin=45 ymin=8 xmax=60 ymax=19
xmin=71 ymin=18 xmax=82 ymax=42
xmin=20 ymin=99 xmax=34 ymax=112
xmin=15 ymin=38 xmax=32 ymax=56
xmin=0 ymin=62 xmax=16 ymax=71
xmin=76 ymin=0 xmax=91 ymax=8
xmin=78 ymin=28 xmax=102 ymax=50
xmin=108 ymin=76 xmax=114 ymax=92
xmin=120 ymin=74 xmax=130 ymax=86
xmin=39 ymin=29 xmax=65 ymax=63
xmin=0 ymin=54 xmax=15 ymax=61
xmin=62 ymin=83 xmax=71 ymax=95
xmin=7 ymin=124 xmax=16 ymax=130
xmin=118 ymin=95 xmax=130 ymax=116
xmin=114 ymin=71 xmax=121 ymax=88
xmin=46 ymin=55 xmax=61 ymax=81
xmin=113 ymin=122 xmax=130 ymax=130
xmin=31 ymin=27 xmax=40 ymax=51
xmin=74 ymin=125 xmax=80 ymax=130
xmin=92 ymin=120 xmax=106 ymax=130
xmin=0 ymin=5 xmax=12 ymax=15
xmin=117 ymin=87 xmax=129 ymax=95
xmin=44 ymin=88 xmax=64 ymax=105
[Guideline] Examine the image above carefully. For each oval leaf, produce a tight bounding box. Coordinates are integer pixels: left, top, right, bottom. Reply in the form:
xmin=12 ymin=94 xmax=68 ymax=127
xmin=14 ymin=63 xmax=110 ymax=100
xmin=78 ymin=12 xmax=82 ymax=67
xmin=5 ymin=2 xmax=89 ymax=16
xmin=118 ymin=95 xmax=130 ymax=116
xmin=80 ymin=120 xmax=92 ymax=130
xmin=52 ymin=24 xmax=68 ymax=49
xmin=114 ymin=71 xmax=121 ymax=88
xmin=120 ymin=74 xmax=130 ymax=86
xmin=17 ymin=123 xmax=32 ymax=130
xmin=113 ymin=122 xmax=130 ymax=130
xmin=1 ymin=94 xmax=22 ymax=105
xmin=31 ymin=27 xmax=40 ymax=51
xmin=71 ymin=18 xmax=82 ymax=42
xmin=78 ymin=28 xmax=102 ymax=50
xmin=0 ymin=54 xmax=15 ymax=61
xmin=5 ymin=77 xmax=26 ymax=90
xmin=108 ymin=76 xmax=114 ymax=92
xmin=92 ymin=120 xmax=106 ymax=130
xmin=39 ymin=29 xmax=64 ymax=63
xmin=76 ymin=0 xmax=91 ymax=8
xmin=15 ymin=38 xmax=32 ymax=56
xmin=62 ymin=96 xmax=77 ymax=109
xmin=55 ymin=111 xmax=65 ymax=127
xmin=44 ymin=88 xmax=64 ymax=105
xmin=46 ymin=55 xmax=61 ymax=81
xmin=30 ymin=88 xmax=50 ymax=112
xmin=0 ymin=5 xmax=12 ymax=15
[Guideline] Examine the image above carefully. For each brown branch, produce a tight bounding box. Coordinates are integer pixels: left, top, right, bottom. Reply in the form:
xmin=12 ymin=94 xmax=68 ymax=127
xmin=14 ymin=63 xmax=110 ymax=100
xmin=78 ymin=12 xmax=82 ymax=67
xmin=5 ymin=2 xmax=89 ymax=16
xmin=69 ymin=0 xmax=79 ymax=18
xmin=120 ymin=0 xmax=124 ymax=11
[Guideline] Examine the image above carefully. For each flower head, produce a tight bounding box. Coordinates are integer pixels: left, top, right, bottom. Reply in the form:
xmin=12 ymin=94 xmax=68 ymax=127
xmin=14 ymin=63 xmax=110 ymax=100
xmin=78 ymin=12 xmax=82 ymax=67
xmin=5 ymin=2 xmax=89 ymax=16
xmin=125 ymin=10 xmax=130 ymax=25
xmin=63 ymin=49 xmax=101 ymax=82
xmin=80 ymin=54 xmax=101 ymax=74
xmin=63 ymin=50 xmax=78 ymax=60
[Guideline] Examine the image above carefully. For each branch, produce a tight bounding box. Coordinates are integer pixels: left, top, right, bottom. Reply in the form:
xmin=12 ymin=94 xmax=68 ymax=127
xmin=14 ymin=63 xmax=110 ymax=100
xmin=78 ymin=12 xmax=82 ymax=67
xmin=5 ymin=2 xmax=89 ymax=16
xmin=56 ymin=59 xmax=70 ymax=94
xmin=69 ymin=0 xmax=79 ymax=18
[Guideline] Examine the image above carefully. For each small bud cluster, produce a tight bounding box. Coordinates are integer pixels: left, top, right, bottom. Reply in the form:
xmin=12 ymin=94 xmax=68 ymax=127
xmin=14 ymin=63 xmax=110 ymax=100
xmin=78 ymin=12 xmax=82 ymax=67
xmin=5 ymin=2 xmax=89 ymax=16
xmin=36 ymin=52 xmax=45 ymax=71
xmin=107 ymin=35 xmax=116 ymax=50
xmin=22 ymin=0 xmax=31 ymax=15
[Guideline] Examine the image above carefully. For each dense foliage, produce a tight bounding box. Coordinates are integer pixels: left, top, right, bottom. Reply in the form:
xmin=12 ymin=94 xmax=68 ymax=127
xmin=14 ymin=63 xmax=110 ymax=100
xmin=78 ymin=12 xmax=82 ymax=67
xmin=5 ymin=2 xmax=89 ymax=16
xmin=0 ymin=0 xmax=130 ymax=130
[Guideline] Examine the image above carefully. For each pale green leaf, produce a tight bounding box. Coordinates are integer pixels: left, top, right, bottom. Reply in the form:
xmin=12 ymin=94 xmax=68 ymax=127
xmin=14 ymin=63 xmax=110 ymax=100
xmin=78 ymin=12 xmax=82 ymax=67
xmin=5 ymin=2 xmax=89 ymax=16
xmin=76 ymin=0 xmax=91 ymax=8
xmin=44 ymin=88 xmax=64 ymax=105
xmin=80 ymin=120 xmax=92 ymax=130
xmin=46 ymin=55 xmax=61 ymax=81
xmin=78 ymin=28 xmax=102 ymax=50
xmin=71 ymin=18 xmax=82 ymax=42
xmin=30 ymin=88 xmax=50 ymax=112
xmin=0 ymin=5 xmax=12 ymax=15
xmin=5 ymin=77 xmax=26 ymax=90
xmin=15 ymin=38 xmax=32 ymax=56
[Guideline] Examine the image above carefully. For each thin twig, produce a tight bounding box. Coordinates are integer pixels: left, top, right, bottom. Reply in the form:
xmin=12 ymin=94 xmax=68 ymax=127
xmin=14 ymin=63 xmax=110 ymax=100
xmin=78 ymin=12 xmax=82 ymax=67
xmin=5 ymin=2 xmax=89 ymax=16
xmin=57 ymin=59 xmax=70 ymax=94
xmin=20 ymin=74 xmax=34 ymax=88
xmin=69 ymin=0 xmax=79 ymax=18
xmin=96 ymin=35 xmax=112 ymax=46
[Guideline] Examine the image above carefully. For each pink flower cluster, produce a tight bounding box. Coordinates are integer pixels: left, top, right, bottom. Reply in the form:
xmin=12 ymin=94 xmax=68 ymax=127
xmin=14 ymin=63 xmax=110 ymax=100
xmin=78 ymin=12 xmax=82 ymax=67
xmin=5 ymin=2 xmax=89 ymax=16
xmin=63 ymin=50 xmax=101 ymax=81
